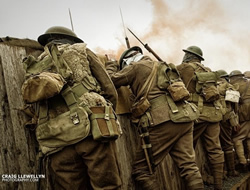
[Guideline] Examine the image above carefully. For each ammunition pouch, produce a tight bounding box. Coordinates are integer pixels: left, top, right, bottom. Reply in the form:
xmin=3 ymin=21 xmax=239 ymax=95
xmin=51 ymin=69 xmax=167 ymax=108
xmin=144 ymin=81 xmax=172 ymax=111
xmin=157 ymin=62 xmax=189 ymax=102
xmin=89 ymin=105 xmax=122 ymax=142
xmin=166 ymin=95 xmax=200 ymax=123
xmin=198 ymin=101 xmax=223 ymax=123
xmin=167 ymin=81 xmax=190 ymax=102
xmin=36 ymin=105 xmax=90 ymax=154
xmin=131 ymin=97 xmax=151 ymax=119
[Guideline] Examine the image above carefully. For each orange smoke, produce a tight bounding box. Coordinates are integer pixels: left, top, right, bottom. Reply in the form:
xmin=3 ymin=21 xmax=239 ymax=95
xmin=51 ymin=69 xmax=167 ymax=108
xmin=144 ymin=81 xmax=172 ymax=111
xmin=95 ymin=0 xmax=250 ymax=71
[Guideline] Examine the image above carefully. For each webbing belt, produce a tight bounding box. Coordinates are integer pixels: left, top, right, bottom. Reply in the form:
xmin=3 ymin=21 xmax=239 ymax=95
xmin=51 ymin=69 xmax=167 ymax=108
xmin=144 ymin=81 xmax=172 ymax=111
xmin=61 ymin=82 xmax=89 ymax=110
xmin=38 ymin=82 xmax=89 ymax=125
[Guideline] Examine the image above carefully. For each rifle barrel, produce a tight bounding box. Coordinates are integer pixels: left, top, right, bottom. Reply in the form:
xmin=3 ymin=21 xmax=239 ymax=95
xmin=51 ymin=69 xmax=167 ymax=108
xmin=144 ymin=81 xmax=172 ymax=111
xmin=127 ymin=27 xmax=163 ymax=61
xmin=127 ymin=28 xmax=144 ymax=45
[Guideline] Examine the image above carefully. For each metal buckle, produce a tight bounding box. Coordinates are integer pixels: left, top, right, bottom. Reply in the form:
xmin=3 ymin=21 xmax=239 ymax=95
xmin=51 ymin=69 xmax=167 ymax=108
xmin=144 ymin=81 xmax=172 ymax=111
xmin=70 ymin=112 xmax=80 ymax=125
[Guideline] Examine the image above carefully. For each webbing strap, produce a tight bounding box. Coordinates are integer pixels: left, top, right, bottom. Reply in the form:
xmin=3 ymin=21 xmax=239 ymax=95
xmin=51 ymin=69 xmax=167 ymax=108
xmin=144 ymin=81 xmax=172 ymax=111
xmin=142 ymin=144 xmax=152 ymax=149
xmin=197 ymin=95 xmax=204 ymax=112
xmin=38 ymin=101 xmax=48 ymax=125
xmin=90 ymin=113 xmax=115 ymax=120
xmin=140 ymin=132 xmax=150 ymax=137
xmin=166 ymin=95 xmax=179 ymax=113
xmin=61 ymin=83 xmax=89 ymax=111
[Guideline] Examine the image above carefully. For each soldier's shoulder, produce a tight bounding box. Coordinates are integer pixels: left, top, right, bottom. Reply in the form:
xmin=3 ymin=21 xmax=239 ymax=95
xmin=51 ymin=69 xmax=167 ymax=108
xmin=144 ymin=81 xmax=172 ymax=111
xmin=176 ymin=63 xmax=193 ymax=71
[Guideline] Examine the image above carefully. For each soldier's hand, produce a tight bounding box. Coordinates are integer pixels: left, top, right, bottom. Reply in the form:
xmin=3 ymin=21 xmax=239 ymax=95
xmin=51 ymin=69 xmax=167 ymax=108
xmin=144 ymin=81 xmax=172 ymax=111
xmin=233 ymin=124 xmax=241 ymax=133
xmin=106 ymin=54 xmax=117 ymax=61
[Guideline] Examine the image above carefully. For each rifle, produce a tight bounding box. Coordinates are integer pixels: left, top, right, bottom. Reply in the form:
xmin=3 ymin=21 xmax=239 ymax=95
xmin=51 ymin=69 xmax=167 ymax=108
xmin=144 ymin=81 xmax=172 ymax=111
xmin=127 ymin=28 xmax=163 ymax=61
xmin=119 ymin=7 xmax=130 ymax=49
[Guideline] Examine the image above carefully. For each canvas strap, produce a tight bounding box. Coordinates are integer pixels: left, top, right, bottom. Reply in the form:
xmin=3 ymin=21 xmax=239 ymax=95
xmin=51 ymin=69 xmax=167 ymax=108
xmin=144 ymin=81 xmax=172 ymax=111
xmin=135 ymin=62 xmax=158 ymax=102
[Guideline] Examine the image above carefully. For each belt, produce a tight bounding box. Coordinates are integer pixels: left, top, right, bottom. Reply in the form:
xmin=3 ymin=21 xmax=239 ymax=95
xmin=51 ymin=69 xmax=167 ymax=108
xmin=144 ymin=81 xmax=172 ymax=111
xmin=149 ymin=95 xmax=168 ymax=109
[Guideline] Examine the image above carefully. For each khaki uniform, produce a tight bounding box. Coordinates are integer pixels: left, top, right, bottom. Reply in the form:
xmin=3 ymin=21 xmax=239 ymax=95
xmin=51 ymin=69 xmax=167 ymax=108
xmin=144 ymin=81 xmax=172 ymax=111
xmin=39 ymin=43 xmax=121 ymax=190
xmin=230 ymin=76 xmax=250 ymax=165
xmin=107 ymin=56 xmax=204 ymax=190
xmin=177 ymin=62 xmax=224 ymax=189
xmin=217 ymin=78 xmax=239 ymax=175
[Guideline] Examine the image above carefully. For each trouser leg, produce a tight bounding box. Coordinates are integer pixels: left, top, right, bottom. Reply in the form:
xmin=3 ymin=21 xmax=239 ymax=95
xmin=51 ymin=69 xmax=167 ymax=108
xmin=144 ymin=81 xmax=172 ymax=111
xmin=170 ymin=122 xmax=204 ymax=190
xmin=49 ymin=145 xmax=89 ymax=190
xmin=75 ymin=137 xmax=122 ymax=190
xmin=202 ymin=122 xmax=224 ymax=190
xmin=224 ymin=151 xmax=239 ymax=176
xmin=211 ymin=163 xmax=224 ymax=190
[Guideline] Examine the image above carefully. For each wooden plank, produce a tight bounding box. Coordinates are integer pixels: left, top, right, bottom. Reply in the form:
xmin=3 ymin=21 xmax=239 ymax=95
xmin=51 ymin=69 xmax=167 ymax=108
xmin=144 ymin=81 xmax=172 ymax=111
xmin=0 ymin=44 xmax=38 ymax=190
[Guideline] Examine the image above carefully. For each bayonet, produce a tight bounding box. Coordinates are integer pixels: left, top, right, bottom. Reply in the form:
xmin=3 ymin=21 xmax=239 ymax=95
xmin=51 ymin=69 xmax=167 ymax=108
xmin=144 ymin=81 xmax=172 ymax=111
xmin=119 ymin=7 xmax=130 ymax=48
xmin=68 ymin=8 xmax=74 ymax=32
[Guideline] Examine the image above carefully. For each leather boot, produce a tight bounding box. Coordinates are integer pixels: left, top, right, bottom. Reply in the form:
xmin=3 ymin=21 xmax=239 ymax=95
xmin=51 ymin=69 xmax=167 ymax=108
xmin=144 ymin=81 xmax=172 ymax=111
xmin=211 ymin=163 xmax=224 ymax=190
xmin=187 ymin=182 xmax=204 ymax=190
xmin=137 ymin=174 xmax=160 ymax=190
xmin=224 ymin=151 xmax=239 ymax=176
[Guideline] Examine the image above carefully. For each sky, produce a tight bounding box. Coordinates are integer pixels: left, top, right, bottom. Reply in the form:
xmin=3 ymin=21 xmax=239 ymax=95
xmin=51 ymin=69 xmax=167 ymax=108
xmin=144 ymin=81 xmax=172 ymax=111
xmin=1 ymin=0 xmax=250 ymax=73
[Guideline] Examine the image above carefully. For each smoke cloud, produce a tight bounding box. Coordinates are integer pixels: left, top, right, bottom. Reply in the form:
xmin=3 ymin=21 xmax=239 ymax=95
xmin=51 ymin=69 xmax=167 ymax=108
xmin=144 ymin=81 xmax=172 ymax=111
xmin=95 ymin=0 xmax=250 ymax=73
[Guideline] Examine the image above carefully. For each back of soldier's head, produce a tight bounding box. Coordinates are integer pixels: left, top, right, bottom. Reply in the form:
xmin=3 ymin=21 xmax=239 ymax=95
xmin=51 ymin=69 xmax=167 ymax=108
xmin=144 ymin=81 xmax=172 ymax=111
xmin=38 ymin=26 xmax=83 ymax=46
xmin=244 ymin=71 xmax=250 ymax=79
xmin=119 ymin=46 xmax=143 ymax=69
xmin=217 ymin=69 xmax=229 ymax=78
xmin=229 ymin=70 xmax=244 ymax=78
xmin=182 ymin=46 xmax=204 ymax=63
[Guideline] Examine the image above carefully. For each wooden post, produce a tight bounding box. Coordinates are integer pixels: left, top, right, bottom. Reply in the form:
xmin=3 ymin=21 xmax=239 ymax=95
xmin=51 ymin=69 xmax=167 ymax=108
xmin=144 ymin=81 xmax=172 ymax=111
xmin=0 ymin=43 xmax=41 ymax=190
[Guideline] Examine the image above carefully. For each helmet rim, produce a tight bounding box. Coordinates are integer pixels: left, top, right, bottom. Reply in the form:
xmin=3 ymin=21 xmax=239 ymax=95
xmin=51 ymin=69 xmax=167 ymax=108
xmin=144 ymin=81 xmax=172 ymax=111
xmin=183 ymin=46 xmax=204 ymax=61
xmin=38 ymin=26 xmax=83 ymax=46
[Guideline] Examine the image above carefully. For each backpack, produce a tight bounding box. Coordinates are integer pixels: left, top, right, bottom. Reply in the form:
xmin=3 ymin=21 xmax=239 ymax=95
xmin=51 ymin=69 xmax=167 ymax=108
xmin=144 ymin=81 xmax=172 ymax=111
xmin=190 ymin=62 xmax=220 ymax=102
xmin=22 ymin=43 xmax=121 ymax=156
xmin=188 ymin=62 xmax=222 ymax=122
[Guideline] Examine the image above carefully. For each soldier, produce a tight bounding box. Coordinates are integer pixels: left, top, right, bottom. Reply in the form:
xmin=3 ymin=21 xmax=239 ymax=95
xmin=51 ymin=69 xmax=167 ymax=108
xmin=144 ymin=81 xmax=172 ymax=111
xmin=22 ymin=26 xmax=122 ymax=190
xmin=244 ymin=71 xmax=250 ymax=79
xmin=229 ymin=70 xmax=250 ymax=172
xmin=217 ymin=70 xmax=240 ymax=177
xmin=177 ymin=46 xmax=224 ymax=190
xmin=106 ymin=46 xmax=204 ymax=190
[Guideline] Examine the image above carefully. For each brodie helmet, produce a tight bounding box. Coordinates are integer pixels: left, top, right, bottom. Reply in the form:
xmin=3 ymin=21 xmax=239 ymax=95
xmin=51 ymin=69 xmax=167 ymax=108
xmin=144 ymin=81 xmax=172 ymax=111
xmin=229 ymin=70 xmax=244 ymax=77
xmin=244 ymin=71 xmax=250 ymax=78
xmin=119 ymin=46 xmax=143 ymax=70
xmin=217 ymin=69 xmax=228 ymax=78
xmin=38 ymin=26 xmax=83 ymax=46
xmin=183 ymin=46 xmax=204 ymax=61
